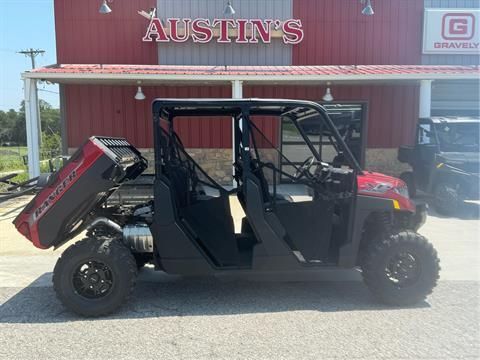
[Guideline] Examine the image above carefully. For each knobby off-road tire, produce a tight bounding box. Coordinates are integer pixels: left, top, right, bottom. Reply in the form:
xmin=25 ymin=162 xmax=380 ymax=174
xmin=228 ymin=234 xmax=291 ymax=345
xmin=53 ymin=237 xmax=137 ymax=317
xmin=434 ymin=182 xmax=464 ymax=216
xmin=362 ymin=230 xmax=440 ymax=306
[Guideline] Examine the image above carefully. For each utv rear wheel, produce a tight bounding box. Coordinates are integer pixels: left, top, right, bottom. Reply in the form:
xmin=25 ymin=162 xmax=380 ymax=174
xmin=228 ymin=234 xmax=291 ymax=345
xmin=434 ymin=182 xmax=464 ymax=216
xmin=362 ymin=231 xmax=440 ymax=306
xmin=400 ymin=171 xmax=416 ymax=198
xmin=53 ymin=237 xmax=137 ymax=317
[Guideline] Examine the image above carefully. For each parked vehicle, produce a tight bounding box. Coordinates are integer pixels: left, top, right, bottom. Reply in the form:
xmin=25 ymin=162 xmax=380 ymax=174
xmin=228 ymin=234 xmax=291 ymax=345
xmin=399 ymin=117 xmax=480 ymax=216
xmin=14 ymin=99 xmax=439 ymax=317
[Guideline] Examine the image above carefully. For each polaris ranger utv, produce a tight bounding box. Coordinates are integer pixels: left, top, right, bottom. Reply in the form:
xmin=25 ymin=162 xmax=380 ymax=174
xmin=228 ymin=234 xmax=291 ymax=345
xmin=399 ymin=117 xmax=480 ymax=216
xmin=14 ymin=99 xmax=439 ymax=317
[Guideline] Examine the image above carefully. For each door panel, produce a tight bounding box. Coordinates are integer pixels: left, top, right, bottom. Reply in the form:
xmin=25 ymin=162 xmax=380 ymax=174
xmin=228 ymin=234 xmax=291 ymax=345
xmin=274 ymin=200 xmax=334 ymax=261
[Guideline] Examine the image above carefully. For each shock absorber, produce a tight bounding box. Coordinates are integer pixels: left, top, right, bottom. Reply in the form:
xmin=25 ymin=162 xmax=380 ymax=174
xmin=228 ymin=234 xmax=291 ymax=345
xmin=377 ymin=211 xmax=393 ymax=234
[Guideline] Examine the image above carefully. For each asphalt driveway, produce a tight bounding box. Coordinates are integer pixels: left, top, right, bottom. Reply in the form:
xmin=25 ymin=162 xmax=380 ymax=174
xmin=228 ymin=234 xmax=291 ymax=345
xmin=0 ymin=196 xmax=479 ymax=359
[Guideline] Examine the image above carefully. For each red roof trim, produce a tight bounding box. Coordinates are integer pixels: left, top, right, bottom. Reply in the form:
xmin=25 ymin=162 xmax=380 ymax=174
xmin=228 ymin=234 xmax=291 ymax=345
xmin=29 ymin=64 xmax=480 ymax=77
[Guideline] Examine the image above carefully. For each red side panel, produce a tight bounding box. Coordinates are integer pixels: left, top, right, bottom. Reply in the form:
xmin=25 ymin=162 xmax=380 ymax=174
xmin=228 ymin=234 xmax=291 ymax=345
xmin=54 ymin=0 xmax=158 ymax=64
xmin=65 ymin=85 xmax=232 ymax=149
xmin=244 ymin=84 xmax=420 ymax=148
xmin=292 ymin=0 xmax=423 ymax=65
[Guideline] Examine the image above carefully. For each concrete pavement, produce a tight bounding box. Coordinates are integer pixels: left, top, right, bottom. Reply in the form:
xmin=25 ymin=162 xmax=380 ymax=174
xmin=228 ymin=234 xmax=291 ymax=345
xmin=0 ymin=196 xmax=479 ymax=359
xmin=0 ymin=280 xmax=478 ymax=359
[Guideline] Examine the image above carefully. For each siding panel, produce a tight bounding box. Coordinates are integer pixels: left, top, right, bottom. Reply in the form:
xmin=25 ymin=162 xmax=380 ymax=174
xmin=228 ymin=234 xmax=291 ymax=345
xmin=156 ymin=0 xmax=293 ymax=66
xmin=244 ymin=85 xmax=420 ymax=148
xmin=54 ymin=0 xmax=158 ymax=64
xmin=65 ymin=84 xmax=231 ymax=148
xmin=292 ymin=0 xmax=423 ymax=65
xmin=66 ymin=84 xmax=419 ymax=149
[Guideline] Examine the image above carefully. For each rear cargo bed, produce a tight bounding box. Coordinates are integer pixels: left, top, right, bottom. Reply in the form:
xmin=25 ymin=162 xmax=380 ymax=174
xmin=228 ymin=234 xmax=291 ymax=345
xmin=14 ymin=137 xmax=147 ymax=249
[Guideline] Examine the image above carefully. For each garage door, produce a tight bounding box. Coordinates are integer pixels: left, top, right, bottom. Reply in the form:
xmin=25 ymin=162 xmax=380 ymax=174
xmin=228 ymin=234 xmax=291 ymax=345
xmin=432 ymin=80 xmax=480 ymax=117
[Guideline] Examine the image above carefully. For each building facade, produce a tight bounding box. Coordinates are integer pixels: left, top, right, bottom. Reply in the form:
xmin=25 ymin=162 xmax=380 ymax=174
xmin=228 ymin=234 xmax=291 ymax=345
xmin=48 ymin=0 xmax=479 ymax=181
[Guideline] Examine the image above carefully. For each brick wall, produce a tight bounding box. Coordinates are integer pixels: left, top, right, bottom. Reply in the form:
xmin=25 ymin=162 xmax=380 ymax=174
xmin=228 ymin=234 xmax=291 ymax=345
xmin=69 ymin=147 xmax=410 ymax=185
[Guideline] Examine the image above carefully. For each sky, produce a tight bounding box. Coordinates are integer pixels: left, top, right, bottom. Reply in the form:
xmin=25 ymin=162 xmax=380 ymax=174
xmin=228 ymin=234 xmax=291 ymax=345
xmin=0 ymin=0 xmax=59 ymax=111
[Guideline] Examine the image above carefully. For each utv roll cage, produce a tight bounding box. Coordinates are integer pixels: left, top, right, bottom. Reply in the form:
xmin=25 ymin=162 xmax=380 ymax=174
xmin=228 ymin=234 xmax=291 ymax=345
xmin=147 ymin=99 xmax=369 ymax=273
xmin=152 ymin=98 xmax=362 ymax=179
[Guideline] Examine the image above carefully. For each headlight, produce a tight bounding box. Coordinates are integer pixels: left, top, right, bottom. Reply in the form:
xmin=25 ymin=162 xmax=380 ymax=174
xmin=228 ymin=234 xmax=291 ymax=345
xmin=394 ymin=185 xmax=409 ymax=199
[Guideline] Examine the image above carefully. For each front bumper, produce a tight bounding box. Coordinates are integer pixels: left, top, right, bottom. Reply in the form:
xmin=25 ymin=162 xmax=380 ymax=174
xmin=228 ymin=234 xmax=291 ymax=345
xmin=410 ymin=203 xmax=428 ymax=231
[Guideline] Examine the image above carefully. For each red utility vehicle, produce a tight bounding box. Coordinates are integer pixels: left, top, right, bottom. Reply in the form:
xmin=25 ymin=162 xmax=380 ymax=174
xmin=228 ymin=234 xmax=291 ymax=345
xmin=14 ymin=99 xmax=439 ymax=316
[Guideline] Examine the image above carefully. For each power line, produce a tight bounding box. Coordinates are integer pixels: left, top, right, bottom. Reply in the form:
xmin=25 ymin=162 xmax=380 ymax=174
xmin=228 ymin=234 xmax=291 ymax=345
xmin=38 ymin=89 xmax=59 ymax=95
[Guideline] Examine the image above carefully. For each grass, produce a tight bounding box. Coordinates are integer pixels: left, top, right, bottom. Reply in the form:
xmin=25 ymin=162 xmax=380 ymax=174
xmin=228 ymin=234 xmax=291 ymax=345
xmin=0 ymin=146 xmax=60 ymax=191
xmin=0 ymin=162 xmax=53 ymax=192
xmin=0 ymin=146 xmax=28 ymax=173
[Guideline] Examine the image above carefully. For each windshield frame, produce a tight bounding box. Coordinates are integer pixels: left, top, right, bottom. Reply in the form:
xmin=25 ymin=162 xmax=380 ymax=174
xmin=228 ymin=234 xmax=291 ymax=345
xmin=434 ymin=122 xmax=480 ymax=153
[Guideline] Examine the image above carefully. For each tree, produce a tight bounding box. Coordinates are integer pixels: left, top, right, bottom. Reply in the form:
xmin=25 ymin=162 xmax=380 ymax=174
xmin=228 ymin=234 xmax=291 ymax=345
xmin=0 ymin=100 xmax=59 ymax=146
xmin=40 ymin=100 xmax=60 ymax=135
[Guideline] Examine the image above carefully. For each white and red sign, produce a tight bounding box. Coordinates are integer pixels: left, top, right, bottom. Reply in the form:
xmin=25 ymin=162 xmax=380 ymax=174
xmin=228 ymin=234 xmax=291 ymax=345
xmin=142 ymin=16 xmax=304 ymax=45
xmin=423 ymin=9 xmax=480 ymax=54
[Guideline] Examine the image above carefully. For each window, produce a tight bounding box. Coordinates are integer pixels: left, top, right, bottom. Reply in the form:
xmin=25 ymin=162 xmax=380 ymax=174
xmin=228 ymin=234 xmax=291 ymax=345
xmin=418 ymin=124 xmax=435 ymax=145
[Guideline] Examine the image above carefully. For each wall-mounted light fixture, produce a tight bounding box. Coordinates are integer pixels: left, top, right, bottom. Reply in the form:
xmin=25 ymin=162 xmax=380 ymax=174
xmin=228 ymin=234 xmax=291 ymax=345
xmin=224 ymin=1 xmax=236 ymax=16
xmin=135 ymin=82 xmax=146 ymax=101
xmin=323 ymin=82 xmax=334 ymax=102
xmin=99 ymin=0 xmax=112 ymax=14
xmin=361 ymin=0 xmax=374 ymax=16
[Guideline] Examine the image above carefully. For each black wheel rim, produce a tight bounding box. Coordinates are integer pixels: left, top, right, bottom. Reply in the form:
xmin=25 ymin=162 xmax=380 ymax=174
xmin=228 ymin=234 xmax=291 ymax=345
xmin=72 ymin=260 xmax=114 ymax=299
xmin=385 ymin=252 xmax=421 ymax=288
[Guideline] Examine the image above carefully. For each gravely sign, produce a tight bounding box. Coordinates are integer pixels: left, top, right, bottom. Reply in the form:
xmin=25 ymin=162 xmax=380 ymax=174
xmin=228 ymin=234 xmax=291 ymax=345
xmin=423 ymin=9 xmax=480 ymax=54
xmin=142 ymin=17 xmax=304 ymax=45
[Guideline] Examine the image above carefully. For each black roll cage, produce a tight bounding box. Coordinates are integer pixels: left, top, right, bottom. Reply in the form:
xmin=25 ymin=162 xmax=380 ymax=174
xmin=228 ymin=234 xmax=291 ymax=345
xmin=152 ymin=99 xmax=362 ymax=181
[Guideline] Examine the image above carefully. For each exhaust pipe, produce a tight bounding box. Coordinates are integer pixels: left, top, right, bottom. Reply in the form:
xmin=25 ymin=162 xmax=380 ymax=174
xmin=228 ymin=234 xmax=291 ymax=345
xmin=88 ymin=217 xmax=122 ymax=234
xmin=88 ymin=217 xmax=153 ymax=253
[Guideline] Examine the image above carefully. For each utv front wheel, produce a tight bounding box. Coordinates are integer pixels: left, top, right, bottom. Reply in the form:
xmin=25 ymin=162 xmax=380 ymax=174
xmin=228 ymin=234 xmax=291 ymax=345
xmin=53 ymin=237 xmax=137 ymax=317
xmin=362 ymin=231 xmax=440 ymax=306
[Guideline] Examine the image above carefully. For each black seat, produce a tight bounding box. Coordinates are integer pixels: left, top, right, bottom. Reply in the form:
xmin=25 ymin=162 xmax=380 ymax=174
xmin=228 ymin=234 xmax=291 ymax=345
xmin=166 ymin=162 xmax=191 ymax=208
xmin=246 ymin=159 xmax=293 ymax=205
xmin=251 ymin=159 xmax=271 ymax=202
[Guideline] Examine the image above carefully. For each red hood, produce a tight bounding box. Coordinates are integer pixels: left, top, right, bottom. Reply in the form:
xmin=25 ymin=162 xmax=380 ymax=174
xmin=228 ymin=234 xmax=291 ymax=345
xmin=357 ymin=171 xmax=415 ymax=212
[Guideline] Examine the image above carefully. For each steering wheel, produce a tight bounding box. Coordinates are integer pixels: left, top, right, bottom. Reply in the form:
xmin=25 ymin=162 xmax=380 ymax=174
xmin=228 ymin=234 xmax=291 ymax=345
xmin=294 ymin=156 xmax=315 ymax=180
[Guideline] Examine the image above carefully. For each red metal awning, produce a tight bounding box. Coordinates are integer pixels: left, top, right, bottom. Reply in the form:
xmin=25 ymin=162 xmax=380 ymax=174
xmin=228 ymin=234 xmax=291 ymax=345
xmin=23 ymin=64 xmax=479 ymax=85
xmin=28 ymin=63 xmax=479 ymax=76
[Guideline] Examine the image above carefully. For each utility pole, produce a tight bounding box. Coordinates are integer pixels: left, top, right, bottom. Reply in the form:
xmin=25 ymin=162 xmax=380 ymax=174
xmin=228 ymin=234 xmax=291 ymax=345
xmin=18 ymin=48 xmax=45 ymax=146
xmin=18 ymin=48 xmax=45 ymax=69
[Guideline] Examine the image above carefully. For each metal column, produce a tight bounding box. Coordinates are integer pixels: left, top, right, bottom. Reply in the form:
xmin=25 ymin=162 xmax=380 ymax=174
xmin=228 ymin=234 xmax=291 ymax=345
xmin=419 ymin=80 xmax=433 ymax=118
xmin=24 ymin=78 xmax=41 ymax=178
xmin=231 ymin=80 xmax=243 ymax=185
